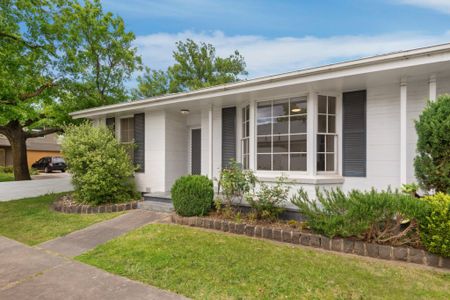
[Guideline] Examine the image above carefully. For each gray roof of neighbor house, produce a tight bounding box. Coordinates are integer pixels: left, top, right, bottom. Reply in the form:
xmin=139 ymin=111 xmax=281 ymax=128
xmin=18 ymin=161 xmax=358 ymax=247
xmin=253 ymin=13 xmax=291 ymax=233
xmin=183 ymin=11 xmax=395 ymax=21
xmin=0 ymin=134 xmax=61 ymax=152
xmin=70 ymin=42 xmax=450 ymax=119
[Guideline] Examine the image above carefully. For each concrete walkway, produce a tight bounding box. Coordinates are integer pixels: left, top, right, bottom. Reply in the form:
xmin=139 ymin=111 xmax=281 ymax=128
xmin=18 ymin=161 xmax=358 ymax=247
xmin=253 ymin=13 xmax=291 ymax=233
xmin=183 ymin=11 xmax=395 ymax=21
xmin=39 ymin=210 xmax=169 ymax=257
xmin=0 ymin=173 xmax=73 ymax=202
xmin=0 ymin=210 xmax=186 ymax=300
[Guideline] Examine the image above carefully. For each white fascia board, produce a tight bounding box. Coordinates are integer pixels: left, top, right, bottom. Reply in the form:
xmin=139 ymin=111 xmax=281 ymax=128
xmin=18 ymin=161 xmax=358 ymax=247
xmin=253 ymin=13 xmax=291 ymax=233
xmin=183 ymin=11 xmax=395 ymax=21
xmin=70 ymin=43 xmax=450 ymax=119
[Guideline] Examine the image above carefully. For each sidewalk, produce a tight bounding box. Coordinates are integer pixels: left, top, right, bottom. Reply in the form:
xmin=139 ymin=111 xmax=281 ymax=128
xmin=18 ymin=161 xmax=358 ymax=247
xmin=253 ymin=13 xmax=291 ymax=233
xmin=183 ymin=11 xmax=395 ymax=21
xmin=0 ymin=210 xmax=186 ymax=300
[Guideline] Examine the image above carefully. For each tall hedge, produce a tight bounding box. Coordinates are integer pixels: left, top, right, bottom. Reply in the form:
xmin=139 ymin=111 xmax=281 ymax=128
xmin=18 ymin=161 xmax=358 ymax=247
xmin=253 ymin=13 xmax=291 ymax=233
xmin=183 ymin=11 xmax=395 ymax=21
xmin=414 ymin=94 xmax=450 ymax=193
xmin=62 ymin=122 xmax=137 ymax=204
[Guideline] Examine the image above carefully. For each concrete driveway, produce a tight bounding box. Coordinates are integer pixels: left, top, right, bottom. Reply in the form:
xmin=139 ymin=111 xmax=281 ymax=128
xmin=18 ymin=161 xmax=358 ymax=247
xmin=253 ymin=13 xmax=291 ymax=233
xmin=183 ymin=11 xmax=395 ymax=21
xmin=0 ymin=173 xmax=73 ymax=202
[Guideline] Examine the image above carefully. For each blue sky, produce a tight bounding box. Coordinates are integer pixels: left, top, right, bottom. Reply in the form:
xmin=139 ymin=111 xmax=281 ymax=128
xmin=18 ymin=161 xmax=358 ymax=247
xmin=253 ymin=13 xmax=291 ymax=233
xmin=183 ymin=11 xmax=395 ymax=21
xmin=103 ymin=0 xmax=450 ymax=79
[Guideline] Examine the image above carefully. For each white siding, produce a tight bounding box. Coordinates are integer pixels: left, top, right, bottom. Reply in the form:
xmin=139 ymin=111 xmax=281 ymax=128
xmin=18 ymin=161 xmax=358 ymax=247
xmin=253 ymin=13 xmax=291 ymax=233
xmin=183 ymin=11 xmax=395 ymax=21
xmin=165 ymin=112 xmax=188 ymax=191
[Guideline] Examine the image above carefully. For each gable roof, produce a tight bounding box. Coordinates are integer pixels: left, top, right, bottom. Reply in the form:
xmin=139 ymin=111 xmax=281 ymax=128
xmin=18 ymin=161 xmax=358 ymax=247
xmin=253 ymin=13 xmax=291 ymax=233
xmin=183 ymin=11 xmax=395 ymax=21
xmin=71 ymin=42 xmax=450 ymax=119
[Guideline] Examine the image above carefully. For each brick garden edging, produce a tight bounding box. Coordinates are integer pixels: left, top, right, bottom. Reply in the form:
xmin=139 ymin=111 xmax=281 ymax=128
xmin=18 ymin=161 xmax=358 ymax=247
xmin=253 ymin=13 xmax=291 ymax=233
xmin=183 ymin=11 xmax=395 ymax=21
xmin=171 ymin=215 xmax=449 ymax=270
xmin=53 ymin=200 xmax=139 ymax=214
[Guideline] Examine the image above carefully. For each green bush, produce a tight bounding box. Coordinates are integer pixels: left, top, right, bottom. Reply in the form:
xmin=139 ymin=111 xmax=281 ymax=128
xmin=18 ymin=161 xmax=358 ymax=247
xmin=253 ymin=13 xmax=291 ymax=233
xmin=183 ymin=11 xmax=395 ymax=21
xmin=171 ymin=175 xmax=214 ymax=217
xmin=415 ymin=94 xmax=450 ymax=193
xmin=218 ymin=160 xmax=257 ymax=206
xmin=292 ymin=188 xmax=426 ymax=246
xmin=61 ymin=122 xmax=138 ymax=205
xmin=419 ymin=193 xmax=450 ymax=257
xmin=0 ymin=166 xmax=13 ymax=173
xmin=245 ymin=177 xmax=289 ymax=221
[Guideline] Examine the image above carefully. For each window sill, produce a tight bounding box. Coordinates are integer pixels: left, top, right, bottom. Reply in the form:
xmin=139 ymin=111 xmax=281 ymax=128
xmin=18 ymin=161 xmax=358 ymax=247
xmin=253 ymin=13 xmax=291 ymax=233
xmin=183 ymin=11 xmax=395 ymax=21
xmin=255 ymin=172 xmax=345 ymax=185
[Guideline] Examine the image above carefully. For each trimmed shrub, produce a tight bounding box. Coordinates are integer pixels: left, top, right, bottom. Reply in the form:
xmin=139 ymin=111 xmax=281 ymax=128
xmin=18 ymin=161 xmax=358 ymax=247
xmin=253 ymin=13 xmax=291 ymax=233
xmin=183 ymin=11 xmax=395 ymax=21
xmin=292 ymin=188 xmax=426 ymax=246
xmin=414 ymin=94 xmax=450 ymax=193
xmin=171 ymin=175 xmax=214 ymax=216
xmin=419 ymin=193 xmax=450 ymax=257
xmin=61 ymin=122 xmax=138 ymax=205
xmin=245 ymin=177 xmax=289 ymax=220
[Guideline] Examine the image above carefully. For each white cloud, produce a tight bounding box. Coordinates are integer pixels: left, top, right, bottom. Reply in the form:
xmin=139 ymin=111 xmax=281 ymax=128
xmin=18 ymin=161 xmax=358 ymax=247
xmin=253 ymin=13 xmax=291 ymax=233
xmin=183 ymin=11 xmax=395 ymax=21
xmin=396 ymin=0 xmax=450 ymax=14
xmin=134 ymin=30 xmax=450 ymax=79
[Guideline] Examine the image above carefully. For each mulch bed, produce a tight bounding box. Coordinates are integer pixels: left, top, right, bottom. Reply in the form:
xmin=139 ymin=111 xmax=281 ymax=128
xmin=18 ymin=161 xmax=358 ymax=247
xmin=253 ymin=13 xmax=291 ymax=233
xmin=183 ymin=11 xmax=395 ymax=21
xmin=52 ymin=194 xmax=139 ymax=214
xmin=172 ymin=214 xmax=450 ymax=270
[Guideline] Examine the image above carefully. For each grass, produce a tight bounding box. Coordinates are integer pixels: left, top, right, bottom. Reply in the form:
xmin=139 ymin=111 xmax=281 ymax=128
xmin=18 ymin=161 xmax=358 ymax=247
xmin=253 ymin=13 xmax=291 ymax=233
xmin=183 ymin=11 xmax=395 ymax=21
xmin=0 ymin=194 xmax=123 ymax=245
xmin=77 ymin=224 xmax=450 ymax=300
xmin=0 ymin=172 xmax=14 ymax=182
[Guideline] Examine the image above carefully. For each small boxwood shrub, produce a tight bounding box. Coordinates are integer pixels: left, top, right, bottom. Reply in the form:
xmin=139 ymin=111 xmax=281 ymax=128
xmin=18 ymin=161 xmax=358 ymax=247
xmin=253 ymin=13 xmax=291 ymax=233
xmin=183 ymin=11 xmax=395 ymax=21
xmin=171 ymin=175 xmax=214 ymax=217
xmin=292 ymin=188 xmax=426 ymax=246
xmin=62 ymin=122 xmax=138 ymax=205
xmin=419 ymin=193 xmax=450 ymax=257
xmin=415 ymin=94 xmax=450 ymax=193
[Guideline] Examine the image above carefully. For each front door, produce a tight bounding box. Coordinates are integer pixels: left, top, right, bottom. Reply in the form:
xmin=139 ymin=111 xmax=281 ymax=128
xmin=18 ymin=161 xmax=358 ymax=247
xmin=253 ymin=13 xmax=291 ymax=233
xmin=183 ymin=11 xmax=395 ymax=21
xmin=191 ymin=128 xmax=201 ymax=175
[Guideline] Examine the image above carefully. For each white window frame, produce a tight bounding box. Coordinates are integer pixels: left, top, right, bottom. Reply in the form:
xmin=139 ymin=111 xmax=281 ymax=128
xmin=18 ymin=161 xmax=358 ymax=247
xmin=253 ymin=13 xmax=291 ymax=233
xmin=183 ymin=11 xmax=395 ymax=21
xmin=316 ymin=94 xmax=338 ymax=174
xmin=241 ymin=105 xmax=250 ymax=169
xmin=255 ymin=94 xmax=308 ymax=173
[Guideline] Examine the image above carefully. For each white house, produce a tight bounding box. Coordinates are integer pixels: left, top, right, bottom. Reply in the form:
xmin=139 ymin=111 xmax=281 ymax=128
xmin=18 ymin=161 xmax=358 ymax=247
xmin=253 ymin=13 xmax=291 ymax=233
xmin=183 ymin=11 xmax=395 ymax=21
xmin=70 ymin=43 xmax=450 ymax=198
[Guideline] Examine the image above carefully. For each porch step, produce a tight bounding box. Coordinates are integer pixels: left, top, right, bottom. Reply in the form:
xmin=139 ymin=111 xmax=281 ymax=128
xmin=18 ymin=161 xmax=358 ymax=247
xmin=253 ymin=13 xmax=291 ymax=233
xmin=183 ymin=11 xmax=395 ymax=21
xmin=140 ymin=192 xmax=174 ymax=213
xmin=138 ymin=200 xmax=174 ymax=213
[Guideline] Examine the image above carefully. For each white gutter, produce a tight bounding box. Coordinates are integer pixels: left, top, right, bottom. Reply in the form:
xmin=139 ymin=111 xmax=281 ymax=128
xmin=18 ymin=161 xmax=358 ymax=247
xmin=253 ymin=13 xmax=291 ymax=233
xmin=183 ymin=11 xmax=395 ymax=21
xmin=70 ymin=42 xmax=450 ymax=119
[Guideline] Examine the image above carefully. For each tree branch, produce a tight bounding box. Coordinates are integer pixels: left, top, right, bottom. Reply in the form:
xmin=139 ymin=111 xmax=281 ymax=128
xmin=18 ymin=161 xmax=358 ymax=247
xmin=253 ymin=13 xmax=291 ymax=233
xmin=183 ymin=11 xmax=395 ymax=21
xmin=19 ymin=81 xmax=57 ymax=101
xmin=25 ymin=128 xmax=61 ymax=138
xmin=0 ymin=32 xmax=43 ymax=49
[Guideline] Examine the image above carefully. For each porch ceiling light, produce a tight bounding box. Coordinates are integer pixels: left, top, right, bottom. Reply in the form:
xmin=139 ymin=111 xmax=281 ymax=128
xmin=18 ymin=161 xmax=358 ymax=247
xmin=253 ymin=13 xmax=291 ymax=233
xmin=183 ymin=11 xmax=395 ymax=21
xmin=291 ymin=107 xmax=302 ymax=113
xmin=180 ymin=109 xmax=190 ymax=115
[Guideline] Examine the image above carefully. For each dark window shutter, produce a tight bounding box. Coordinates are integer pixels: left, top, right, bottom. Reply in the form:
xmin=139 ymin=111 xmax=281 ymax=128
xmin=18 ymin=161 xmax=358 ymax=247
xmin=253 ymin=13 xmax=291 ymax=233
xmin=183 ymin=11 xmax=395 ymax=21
xmin=133 ymin=113 xmax=145 ymax=172
xmin=106 ymin=117 xmax=115 ymax=134
xmin=222 ymin=107 xmax=236 ymax=168
xmin=343 ymin=90 xmax=366 ymax=177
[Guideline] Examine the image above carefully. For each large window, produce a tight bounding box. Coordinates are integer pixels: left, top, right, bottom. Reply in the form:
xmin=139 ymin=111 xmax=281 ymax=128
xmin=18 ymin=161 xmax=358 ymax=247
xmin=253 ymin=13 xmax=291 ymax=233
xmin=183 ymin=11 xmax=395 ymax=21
xmin=256 ymin=97 xmax=307 ymax=171
xmin=120 ymin=117 xmax=134 ymax=159
xmin=241 ymin=105 xmax=250 ymax=169
xmin=317 ymin=95 xmax=336 ymax=172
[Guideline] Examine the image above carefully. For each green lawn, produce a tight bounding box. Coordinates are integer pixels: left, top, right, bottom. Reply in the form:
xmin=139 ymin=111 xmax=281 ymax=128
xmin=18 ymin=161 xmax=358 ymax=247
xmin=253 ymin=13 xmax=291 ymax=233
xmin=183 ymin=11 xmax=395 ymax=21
xmin=77 ymin=224 xmax=450 ymax=300
xmin=0 ymin=194 xmax=122 ymax=245
xmin=0 ymin=172 xmax=14 ymax=182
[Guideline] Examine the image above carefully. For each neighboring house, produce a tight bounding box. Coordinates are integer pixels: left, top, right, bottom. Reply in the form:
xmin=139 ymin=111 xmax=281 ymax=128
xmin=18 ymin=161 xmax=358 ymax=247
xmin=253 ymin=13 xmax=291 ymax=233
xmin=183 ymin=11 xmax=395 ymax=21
xmin=0 ymin=133 xmax=62 ymax=167
xmin=71 ymin=43 xmax=450 ymax=197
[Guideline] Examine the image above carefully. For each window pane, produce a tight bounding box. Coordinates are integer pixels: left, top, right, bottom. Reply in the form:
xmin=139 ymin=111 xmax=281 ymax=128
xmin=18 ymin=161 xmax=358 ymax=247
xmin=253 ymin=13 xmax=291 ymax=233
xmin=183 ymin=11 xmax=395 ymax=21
xmin=243 ymin=154 xmax=249 ymax=169
xmin=328 ymin=115 xmax=336 ymax=133
xmin=257 ymin=118 xmax=272 ymax=135
xmin=242 ymin=121 xmax=246 ymax=138
xmin=242 ymin=107 xmax=246 ymax=122
xmin=290 ymin=153 xmax=306 ymax=171
xmin=273 ymin=116 xmax=289 ymax=134
xmin=272 ymin=135 xmax=288 ymax=153
xmin=257 ymin=136 xmax=271 ymax=153
xmin=290 ymin=97 xmax=307 ymax=115
xmin=257 ymin=101 xmax=272 ymax=119
xmin=326 ymin=135 xmax=334 ymax=152
xmin=245 ymin=121 xmax=249 ymax=137
xmin=326 ymin=154 xmax=335 ymax=171
xmin=290 ymin=134 xmax=306 ymax=152
xmin=318 ymin=95 xmax=327 ymax=113
xmin=317 ymin=135 xmax=325 ymax=152
xmin=257 ymin=154 xmax=271 ymax=170
xmin=317 ymin=154 xmax=325 ymax=171
xmin=273 ymin=154 xmax=288 ymax=170
xmin=273 ymin=99 xmax=289 ymax=117
xmin=318 ymin=115 xmax=327 ymax=133
xmin=328 ymin=97 xmax=336 ymax=114
xmin=246 ymin=106 xmax=250 ymax=121
xmin=290 ymin=115 xmax=307 ymax=133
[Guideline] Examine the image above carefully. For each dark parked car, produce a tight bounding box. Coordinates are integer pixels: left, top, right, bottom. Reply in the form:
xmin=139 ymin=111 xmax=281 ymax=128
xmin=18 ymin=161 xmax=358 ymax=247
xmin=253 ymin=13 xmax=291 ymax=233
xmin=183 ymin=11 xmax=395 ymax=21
xmin=32 ymin=156 xmax=67 ymax=173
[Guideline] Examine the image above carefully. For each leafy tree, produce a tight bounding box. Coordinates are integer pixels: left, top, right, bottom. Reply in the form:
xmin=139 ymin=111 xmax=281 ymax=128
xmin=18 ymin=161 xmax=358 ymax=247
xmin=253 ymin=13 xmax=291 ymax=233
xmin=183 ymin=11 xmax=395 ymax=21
xmin=414 ymin=94 xmax=450 ymax=193
xmin=133 ymin=39 xmax=247 ymax=99
xmin=0 ymin=0 xmax=141 ymax=180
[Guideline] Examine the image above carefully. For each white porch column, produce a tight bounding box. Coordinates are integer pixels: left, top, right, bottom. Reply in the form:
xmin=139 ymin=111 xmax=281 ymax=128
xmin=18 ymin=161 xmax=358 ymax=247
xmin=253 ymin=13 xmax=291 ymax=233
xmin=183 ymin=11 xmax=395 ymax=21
xmin=249 ymin=99 xmax=256 ymax=170
xmin=429 ymin=74 xmax=437 ymax=101
xmin=400 ymin=78 xmax=408 ymax=185
xmin=307 ymin=91 xmax=317 ymax=176
xmin=208 ymin=104 xmax=213 ymax=179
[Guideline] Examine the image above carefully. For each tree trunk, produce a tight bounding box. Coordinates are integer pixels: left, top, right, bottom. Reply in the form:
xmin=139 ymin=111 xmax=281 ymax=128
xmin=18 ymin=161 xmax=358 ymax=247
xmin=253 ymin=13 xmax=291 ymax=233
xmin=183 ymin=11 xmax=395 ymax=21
xmin=6 ymin=124 xmax=31 ymax=181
